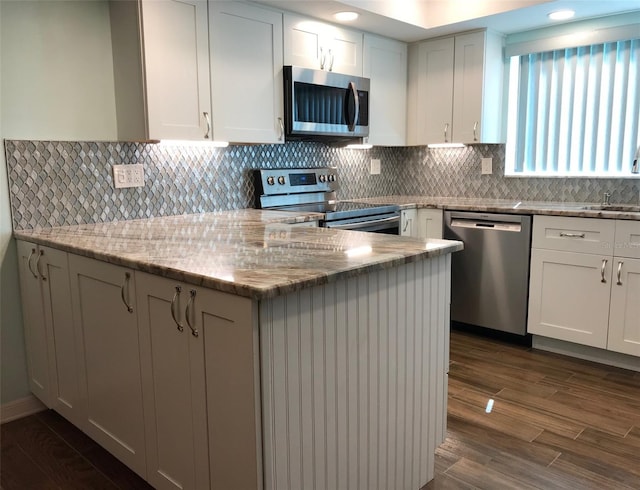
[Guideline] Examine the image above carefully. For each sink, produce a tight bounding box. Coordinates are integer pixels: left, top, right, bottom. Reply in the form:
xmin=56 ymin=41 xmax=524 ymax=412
xmin=581 ymin=204 xmax=640 ymax=213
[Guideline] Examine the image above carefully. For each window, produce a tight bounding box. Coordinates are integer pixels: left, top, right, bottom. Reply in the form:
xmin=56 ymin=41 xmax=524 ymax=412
xmin=506 ymin=37 xmax=639 ymax=177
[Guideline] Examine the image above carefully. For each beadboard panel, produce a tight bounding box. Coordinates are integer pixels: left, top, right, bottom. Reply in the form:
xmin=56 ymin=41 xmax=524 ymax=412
xmin=260 ymin=255 xmax=451 ymax=490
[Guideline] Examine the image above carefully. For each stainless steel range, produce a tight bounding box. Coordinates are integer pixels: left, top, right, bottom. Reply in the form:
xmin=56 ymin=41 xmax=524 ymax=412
xmin=254 ymin=168 xmax=400 ymax=233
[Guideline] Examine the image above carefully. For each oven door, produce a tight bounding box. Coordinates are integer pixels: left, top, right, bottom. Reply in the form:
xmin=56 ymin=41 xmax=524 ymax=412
xmin=323 ymin=213 xmax=400 ymax=234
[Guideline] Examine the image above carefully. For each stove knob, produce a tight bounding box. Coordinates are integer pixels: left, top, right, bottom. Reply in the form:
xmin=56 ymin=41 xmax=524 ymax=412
xmin=266 ymin=176 xmax=275 ymax=185
xmin=328 ymin=174 xmax=336 ymax=182
xmin=318 ymin=174 xmax=327 ymax=183
xmin=278 ymin=176 xmax=286 ymax=185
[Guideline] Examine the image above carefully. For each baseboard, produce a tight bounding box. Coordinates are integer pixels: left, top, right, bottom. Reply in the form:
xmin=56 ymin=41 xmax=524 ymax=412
xmin=1 ymin=395 xmax=46 ymax=424
xmin=532 ymin=335 xmax=640 ymax=372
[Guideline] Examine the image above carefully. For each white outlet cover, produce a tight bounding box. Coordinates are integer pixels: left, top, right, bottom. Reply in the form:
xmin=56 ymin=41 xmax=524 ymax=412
xmin=481 ymin=158 xmax=493 ymax=175
xmin=113 ymin=164 xmax=144 ymax=188
xmin=370 ymin=159 xmax=381 ymax=175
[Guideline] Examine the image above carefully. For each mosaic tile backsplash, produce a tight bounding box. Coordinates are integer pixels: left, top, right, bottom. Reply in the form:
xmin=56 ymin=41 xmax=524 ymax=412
xmin=5 ymin=140 xmax=640 ymax=230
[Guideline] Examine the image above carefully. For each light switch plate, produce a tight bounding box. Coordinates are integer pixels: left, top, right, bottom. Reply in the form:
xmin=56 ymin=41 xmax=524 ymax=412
xmin=370 ymin=158 xmax=381 ymax=175
xmin=113 ymin=164 xmax=144 ymax=188
xmin=481 ymin=158 xmax=493 ymax=175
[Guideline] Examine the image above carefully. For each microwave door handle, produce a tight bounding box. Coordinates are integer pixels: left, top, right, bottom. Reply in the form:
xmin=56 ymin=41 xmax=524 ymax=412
xmin=347 ymin=81 xmax=359 ymax=132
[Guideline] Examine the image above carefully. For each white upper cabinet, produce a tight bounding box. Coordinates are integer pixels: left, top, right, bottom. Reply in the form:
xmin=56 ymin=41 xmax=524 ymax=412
xmin=210 ymin=2 xmax=284 ymax=144
xmin=452 ymin=31 xmax=503 ymax=144
xmin=407 ymin=30 xmax=504 ymax=145
xmin=284 ymin=13 xmax=363 ymax=76
xmin=363 ymin=34 xmax=407 ymax=146
xmin=113 ymin=0 xmax=284 ymax=143
xmin=139 ymin=0 xmax=212 ymax=141
xmin=408 ymin=37 xmax=454 ymax=145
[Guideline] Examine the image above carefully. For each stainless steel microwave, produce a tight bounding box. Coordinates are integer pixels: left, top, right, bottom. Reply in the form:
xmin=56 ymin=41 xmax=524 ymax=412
xmin=283 ymin=65 xmax=370 ymax=142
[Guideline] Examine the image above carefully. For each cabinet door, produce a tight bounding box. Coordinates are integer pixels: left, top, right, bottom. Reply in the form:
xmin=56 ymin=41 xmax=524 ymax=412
xmin=136 ymin=273 xmax=209 ymax=490
xmin=327 ymin=26 xmax=363 ymax=76
xmin=452 ymin=31 xmax=484 ymax=143
xmin=416 ymin=208 xmax=443 ymax=239
xmin=69 ymin=255 xmax=146 ymax=477
xmin=284 ymin=13 xmax=362 ymax=76
xmin=203 ymin=291 xmax=261 ymax=490
xmin=528 ymin=249 xmax=611 ymax=348
xmin=39 ymin=246 xmax=81 ymax=426
xmin=141 ymin=0 xmax=211 ymax=140
xmin=407 ymin=37 xmax=454 ymax=145
xmin=363 ymin=34 xmax=407 ymax=146
xmin=608 ymin=257 xmax=640 ymax=356
xmin=400 ymin=209 xmax=417 ymax=237
xmin=284 ymin=13 xmax=324 ymax=70
xmin=16 ymin=241 xmax=53 ymax=406
xmin=210 ymin=2 xmax=284 ymax=143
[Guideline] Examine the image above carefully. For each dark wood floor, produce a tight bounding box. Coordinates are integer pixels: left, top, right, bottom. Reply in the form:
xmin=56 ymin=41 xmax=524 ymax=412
xmin=2 ymin=330 xmax=639 ymax=489
xmin=427 ymin=330 xmax=640 ymax=489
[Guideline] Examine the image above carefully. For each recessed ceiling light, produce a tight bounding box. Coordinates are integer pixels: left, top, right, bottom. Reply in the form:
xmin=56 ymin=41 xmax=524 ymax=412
xmin=334 ymin=11 xmax=359 ymax=22
xmin=548 ymin=9 xmax=575 ymax=21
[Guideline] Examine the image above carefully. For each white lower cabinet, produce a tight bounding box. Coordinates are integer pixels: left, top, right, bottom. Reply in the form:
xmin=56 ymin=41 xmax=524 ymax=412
xmin=401 ymin=208 xmax=443 ymax=239
xmin=69 ymin=254 xmax=147 ymax=477
xmin=608 ymin=257 xmax=640 ymax=356
xmin=16 ymin=241 xmax=79 ymax=422
xmin=417 ymin=208 xmax=443 ymax=239
xmin=528 ymin=248 xmax=611 ymax=348
xmin=22 ymin=249 xmax=262 ymax=489
xmin=201 ymin=285 xmax=261 ymax=490
xmin=17 ymin=241 xmax=55 ymax=407
xmin=528 ymin=216 xmax=640 ymax=357
xmin=136 ymin=272 xmax=209 ymax=490
xmin=136 ymin=271 xmax=261 ymax=490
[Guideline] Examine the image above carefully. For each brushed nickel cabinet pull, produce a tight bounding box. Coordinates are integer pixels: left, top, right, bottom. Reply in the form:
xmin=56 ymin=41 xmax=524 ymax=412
xmin=559 ymin=232 xmax=586 ymax=238
xmin=600 ymin=259 xmax=608 ymax=283
xmin=121 ymin=272 xmax=134 ymax=313
xmin=203 ymin=112 xmax=211 ymax=139
xmin=27 ymin=248 xmax=38 ymax=279
xmin=36 ymin=249 xmax=46 ymax=281
xmin=473 ymin=121 xmax=478 ymax=142
xmin=185 ymin=289 xmax=199 ymax=337
xmin=616 ymin=261 xmax=624 ymax=285
xmin=278 ymin=117 xmax=284 ymax=141
xmin=319 ymin=47 xmax=325 ymax=70
xmin=328 ymin=49 xmax=334 ymax=71
xmin=171 ymin=286 xmax=184 ymax=332
xmin=444 ymin=123 xmax=449 ymax=142
xmin=403 ymin=218 xmax=412 ymax=233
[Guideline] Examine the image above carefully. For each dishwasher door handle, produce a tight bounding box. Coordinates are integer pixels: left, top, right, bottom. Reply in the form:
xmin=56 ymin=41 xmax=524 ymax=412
xmin=451 ymin=219 xmax=522 ymax=232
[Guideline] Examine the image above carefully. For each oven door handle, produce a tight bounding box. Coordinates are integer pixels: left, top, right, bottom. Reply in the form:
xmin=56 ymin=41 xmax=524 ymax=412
xmin=325 ymin=215 xmax=399 ymax=230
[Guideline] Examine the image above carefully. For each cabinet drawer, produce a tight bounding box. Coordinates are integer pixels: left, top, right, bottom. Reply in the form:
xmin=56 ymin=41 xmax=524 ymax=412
xmin=532 ymin=216 xmax=615 ymax=254
xmin=614 ymin=220 xmax=640 ymax=259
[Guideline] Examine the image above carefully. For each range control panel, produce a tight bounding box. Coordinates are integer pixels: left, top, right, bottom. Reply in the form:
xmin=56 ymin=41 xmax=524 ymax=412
xmin=255 ymin=167 xmax=338 ymax=196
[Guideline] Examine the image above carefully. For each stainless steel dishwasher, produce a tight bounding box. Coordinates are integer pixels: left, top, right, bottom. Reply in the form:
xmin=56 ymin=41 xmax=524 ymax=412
xmin=444 ymin=211 xmax=532 ymax=336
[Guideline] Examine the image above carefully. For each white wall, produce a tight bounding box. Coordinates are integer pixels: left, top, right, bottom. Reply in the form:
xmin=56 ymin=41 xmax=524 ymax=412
xmin=0 ymin=0 xmax=118 ymax=405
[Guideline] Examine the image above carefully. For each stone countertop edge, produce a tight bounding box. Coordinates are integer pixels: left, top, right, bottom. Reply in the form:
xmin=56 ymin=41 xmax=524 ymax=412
xmin=13 ymin=211 xmax=463 ymax=301
xmin=347 ymin=196 xmax=640 ymax=220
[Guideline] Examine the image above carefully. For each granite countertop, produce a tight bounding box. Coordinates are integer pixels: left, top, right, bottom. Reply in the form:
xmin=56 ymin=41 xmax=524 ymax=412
xmin=346 ymin=196 xmax=640 ymax=220
xmin=14 ymin=209 xmax=463 ymax=300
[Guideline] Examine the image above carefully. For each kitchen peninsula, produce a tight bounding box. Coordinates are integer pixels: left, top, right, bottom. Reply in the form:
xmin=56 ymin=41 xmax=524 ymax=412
xmin=15 ymin=209 xmax=463 ymax=490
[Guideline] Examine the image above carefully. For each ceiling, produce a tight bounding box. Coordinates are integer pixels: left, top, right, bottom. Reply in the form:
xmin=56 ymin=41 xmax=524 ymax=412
xmin=252 ymin=0 xmax=640 ymax=42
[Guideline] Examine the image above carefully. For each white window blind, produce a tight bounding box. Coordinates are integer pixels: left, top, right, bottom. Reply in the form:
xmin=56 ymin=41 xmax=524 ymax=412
xmin=506 ymin=38 xmax=640 ymax=176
